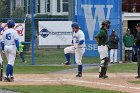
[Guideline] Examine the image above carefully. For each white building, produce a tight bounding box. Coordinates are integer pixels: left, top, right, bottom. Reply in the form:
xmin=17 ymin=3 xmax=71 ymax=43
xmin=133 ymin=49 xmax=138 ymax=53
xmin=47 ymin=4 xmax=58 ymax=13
xmin=10 ymin=0 xmax=69 ymax=15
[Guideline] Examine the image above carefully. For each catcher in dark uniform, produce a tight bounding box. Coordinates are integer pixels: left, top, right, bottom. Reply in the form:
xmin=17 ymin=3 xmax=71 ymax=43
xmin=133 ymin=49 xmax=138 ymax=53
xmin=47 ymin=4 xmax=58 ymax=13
xmin=95 ymin=20 xmax=111 ymax=79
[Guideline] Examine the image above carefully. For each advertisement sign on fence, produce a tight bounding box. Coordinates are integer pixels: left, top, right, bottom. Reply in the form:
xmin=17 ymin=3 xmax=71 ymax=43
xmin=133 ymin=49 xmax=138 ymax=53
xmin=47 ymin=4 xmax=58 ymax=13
xmin=39 ymin=21 xmax=72 ymax=45
xmin=0 ymin=23 xmax=25 ymax=42
xmin=75 ymin=0 xmax=120 ymax=56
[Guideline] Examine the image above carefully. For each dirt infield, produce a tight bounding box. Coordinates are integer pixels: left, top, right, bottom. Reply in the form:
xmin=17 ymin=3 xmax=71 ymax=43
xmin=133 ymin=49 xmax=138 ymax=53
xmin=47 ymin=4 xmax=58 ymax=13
xmin=0 ymin=73 xmax=140 ymax=93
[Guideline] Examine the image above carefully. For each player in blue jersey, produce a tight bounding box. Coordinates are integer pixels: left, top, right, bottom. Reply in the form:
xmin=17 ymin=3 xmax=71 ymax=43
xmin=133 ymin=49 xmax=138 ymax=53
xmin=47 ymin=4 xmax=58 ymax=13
xmin=1 ymin=20 xmax=19 ymax=82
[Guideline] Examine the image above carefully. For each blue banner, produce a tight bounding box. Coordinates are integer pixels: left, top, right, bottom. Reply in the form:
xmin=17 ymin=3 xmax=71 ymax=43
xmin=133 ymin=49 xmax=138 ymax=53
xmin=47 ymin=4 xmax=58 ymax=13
xmin=75 ymin=0 xmax=120 ymax=57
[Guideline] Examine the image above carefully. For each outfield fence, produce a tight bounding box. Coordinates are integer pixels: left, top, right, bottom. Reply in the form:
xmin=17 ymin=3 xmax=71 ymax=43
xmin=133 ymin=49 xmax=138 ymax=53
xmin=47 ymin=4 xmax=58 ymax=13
xmin=0 ymin=0 xmax=122 ymax=65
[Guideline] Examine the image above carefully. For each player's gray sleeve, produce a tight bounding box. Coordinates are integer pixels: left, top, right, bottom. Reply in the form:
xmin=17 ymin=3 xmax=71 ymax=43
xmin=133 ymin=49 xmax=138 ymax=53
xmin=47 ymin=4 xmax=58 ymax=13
xmin=79 ymin=31 xmax=85 ymax=41
xmin=14 ymin=30 xmax=19 ymax=40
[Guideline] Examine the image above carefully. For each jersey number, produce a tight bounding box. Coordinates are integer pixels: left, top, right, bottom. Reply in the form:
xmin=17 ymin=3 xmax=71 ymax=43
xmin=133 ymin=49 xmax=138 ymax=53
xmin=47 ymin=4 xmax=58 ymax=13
xmin=6 ymin=33 xmax=12 ymax=40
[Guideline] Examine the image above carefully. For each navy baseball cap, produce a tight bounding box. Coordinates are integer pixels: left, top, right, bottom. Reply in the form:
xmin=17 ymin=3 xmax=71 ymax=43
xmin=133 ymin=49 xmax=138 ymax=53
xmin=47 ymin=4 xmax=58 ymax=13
xmin=71 ymin=22 xmax=79 ymax=28
xmin=7 ymin=20 xmax=15 ymax=27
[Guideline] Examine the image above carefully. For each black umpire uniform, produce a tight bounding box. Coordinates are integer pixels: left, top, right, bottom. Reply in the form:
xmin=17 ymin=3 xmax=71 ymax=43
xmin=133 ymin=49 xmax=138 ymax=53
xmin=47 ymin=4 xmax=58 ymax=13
xmin=135 ymin=23 xmax=140 ymax=78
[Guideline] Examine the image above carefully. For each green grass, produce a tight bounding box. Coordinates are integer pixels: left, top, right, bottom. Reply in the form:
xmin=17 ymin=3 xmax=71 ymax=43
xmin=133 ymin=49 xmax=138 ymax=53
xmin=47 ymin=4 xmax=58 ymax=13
xmin=85 ymin=63 xmax=137 ymax=73
xmin=0 ymin=85 xmax=127 ymax=93
xmin=130 ymin=81 xmax=140 ymax=84
xmin=2 ymin=66 xmax=73 ymax=74
xmin=15 ymin=66 xmax=74 ymax=74
xmin=2 ymin=48 xmax=100 ymax=65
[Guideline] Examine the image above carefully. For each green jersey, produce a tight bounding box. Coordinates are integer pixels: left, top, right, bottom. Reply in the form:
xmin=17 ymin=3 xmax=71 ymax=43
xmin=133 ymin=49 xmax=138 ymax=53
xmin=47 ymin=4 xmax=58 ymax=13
xmin=19 ymin=42 xmax=24 ymax=52
xmin=95 ymin=28 xmax=108 ymax=46
xmin=123 ymin=33 xmax=134 ymax=47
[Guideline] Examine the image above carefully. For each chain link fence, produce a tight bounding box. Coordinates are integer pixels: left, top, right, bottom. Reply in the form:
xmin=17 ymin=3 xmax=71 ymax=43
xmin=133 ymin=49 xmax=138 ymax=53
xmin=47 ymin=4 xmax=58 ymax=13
xmin=0 ymin=0 xmax=122 ymax=66
xmin=0 ymin=0 xmax=97 ymax=66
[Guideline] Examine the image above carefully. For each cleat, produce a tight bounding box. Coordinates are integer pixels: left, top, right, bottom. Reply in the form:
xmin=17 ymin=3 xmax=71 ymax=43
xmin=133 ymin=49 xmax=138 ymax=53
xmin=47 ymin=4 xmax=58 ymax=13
xmin=115 ymin=62 xmax=119 ymax=64
xmin=102 ymin=75 xmax=108 ymax=79
xmin=99 ymin=75 xmax=102 ymax=78
xmin=76 ymin=74 xmax=82 ymax=77
xmin=4 ymin=77 xmax=11 ymax=82
xmin=63 ymin=61 xmax=71 ymax=65
xmin=110 ymin=62 xmax=114 ymax=64
xmin=10 ymin=76 xmax=14 ymax=82
xmin=4 ymin=77 xmax=14 ymax=82
xmin=135 ymin=76 xmax=140 ymax=79
xmin=24 ymin=61 xmax=27 ymax=63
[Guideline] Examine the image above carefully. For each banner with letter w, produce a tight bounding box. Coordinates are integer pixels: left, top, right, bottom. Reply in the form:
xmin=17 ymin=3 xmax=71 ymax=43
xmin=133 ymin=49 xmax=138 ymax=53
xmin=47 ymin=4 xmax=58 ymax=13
xmin=75 ymin=0 xmax=121 ymax=57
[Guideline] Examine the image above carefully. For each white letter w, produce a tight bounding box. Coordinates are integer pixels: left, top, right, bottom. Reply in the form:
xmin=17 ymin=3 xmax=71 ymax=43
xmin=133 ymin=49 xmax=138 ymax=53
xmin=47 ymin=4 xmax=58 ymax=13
xmin=81 ymin=5 xmax=113 ymax=40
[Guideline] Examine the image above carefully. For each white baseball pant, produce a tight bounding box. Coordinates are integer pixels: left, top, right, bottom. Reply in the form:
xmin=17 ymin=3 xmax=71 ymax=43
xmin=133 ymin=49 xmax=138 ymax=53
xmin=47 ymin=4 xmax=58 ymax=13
xmin=0 ymin=53 xmax=2 ymax=65
xmin=64 ymin=46 xmax=85 ymax=65
xmin=98 ymin=45 xmax=108 ymax=64
xmin=4 ymin=45 xmax=16 ymax=66
xmin=110 ymin=49 xmax=117 ymax=63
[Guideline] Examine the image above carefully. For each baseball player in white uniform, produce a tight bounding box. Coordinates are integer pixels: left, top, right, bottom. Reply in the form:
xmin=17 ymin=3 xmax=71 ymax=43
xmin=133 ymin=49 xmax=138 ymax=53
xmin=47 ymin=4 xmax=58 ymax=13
xmin=64 ymin=22 xmax=85 ymax=77
xmin=1 ymin=20 xmax=19 ymax=82
xmin=0 ymin=21 xmax=4 ymax=66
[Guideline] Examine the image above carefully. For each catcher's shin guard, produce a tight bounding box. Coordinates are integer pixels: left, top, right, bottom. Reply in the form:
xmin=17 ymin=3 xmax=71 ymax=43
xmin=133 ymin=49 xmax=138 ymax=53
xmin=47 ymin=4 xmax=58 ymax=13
xmin=99 ymin=66 xmax=103 ymax=78
xmin=103 ymin=57 xmax=109 ymax=76
xmin=99 ymin=66 xmax=108 ymax=78
xmin=99 ymin=58 xmax=105 ymax=78
xmin=104 ymin=57 xmax=109 ymax=66
xmin=102 ymin=67 xmax=107 ymax=76
xmin=99 ymin=57 xmax=109 ymax=78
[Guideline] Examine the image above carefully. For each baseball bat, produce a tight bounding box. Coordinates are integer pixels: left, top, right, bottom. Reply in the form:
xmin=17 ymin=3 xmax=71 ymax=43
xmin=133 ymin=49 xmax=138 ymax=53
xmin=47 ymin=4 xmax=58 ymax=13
xmin=0 ymin=53 xmax=5 ymax=81
xmin=0 ymin=62 xmax=3 ymax=81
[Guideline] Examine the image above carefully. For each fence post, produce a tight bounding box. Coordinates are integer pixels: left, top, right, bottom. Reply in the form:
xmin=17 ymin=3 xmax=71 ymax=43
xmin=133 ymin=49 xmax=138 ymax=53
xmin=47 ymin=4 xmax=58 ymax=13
xmin=31 ymin=0 xmax=35 ymax=65
xmin=73 ymin=0 xmax=77 ymax=22
xmin=119 ymin=0 xmax=123 ymax=63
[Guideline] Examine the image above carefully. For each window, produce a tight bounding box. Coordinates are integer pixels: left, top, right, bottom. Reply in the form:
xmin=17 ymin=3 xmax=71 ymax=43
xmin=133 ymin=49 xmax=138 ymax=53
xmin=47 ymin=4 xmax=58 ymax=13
xmin=57 ymin=0 xmax=61 ymax=12
xmin=62 ymin=0 xmax=68 ymax=12
xmin=37 ymin=0 xmax=40 ymax=13
xmin=21 ymin=0 xmax=25 ymax=8
xmin=27 ymin=0 xmax=36 ymax=14
xmin=13 ymin=0 xmax=16 ymax=10
xmin=45 ymin=0 xmax=47 ymax=12
xmin=47 ymin=0 xmax=50 ymax=12
xmin=35 ymin=0 xmax=50 ymax=14
xmin=57 ymin=0 xmax=68 ymax=13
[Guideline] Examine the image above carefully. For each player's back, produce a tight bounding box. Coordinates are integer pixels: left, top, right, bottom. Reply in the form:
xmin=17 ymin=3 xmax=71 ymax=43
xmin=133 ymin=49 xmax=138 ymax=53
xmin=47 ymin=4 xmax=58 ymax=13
xmin=2 ymin=28 xmax=18 ymax=46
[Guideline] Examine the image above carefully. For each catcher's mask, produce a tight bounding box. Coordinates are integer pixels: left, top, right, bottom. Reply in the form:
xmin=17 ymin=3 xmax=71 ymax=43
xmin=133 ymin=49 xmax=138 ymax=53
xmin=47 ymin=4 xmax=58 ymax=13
xmin=102 ymin=20 xmax=111 ymax=29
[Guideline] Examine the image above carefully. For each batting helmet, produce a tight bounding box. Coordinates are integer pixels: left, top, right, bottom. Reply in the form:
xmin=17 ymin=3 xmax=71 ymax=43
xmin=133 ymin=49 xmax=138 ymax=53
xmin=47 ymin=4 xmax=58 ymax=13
xmin=101 ymin=20 xmax=111 ymax=26
xmin=71 ymin=22 xmax=79 ymax=29
xmin=7 ymin=20 xmax=15 ymax=28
